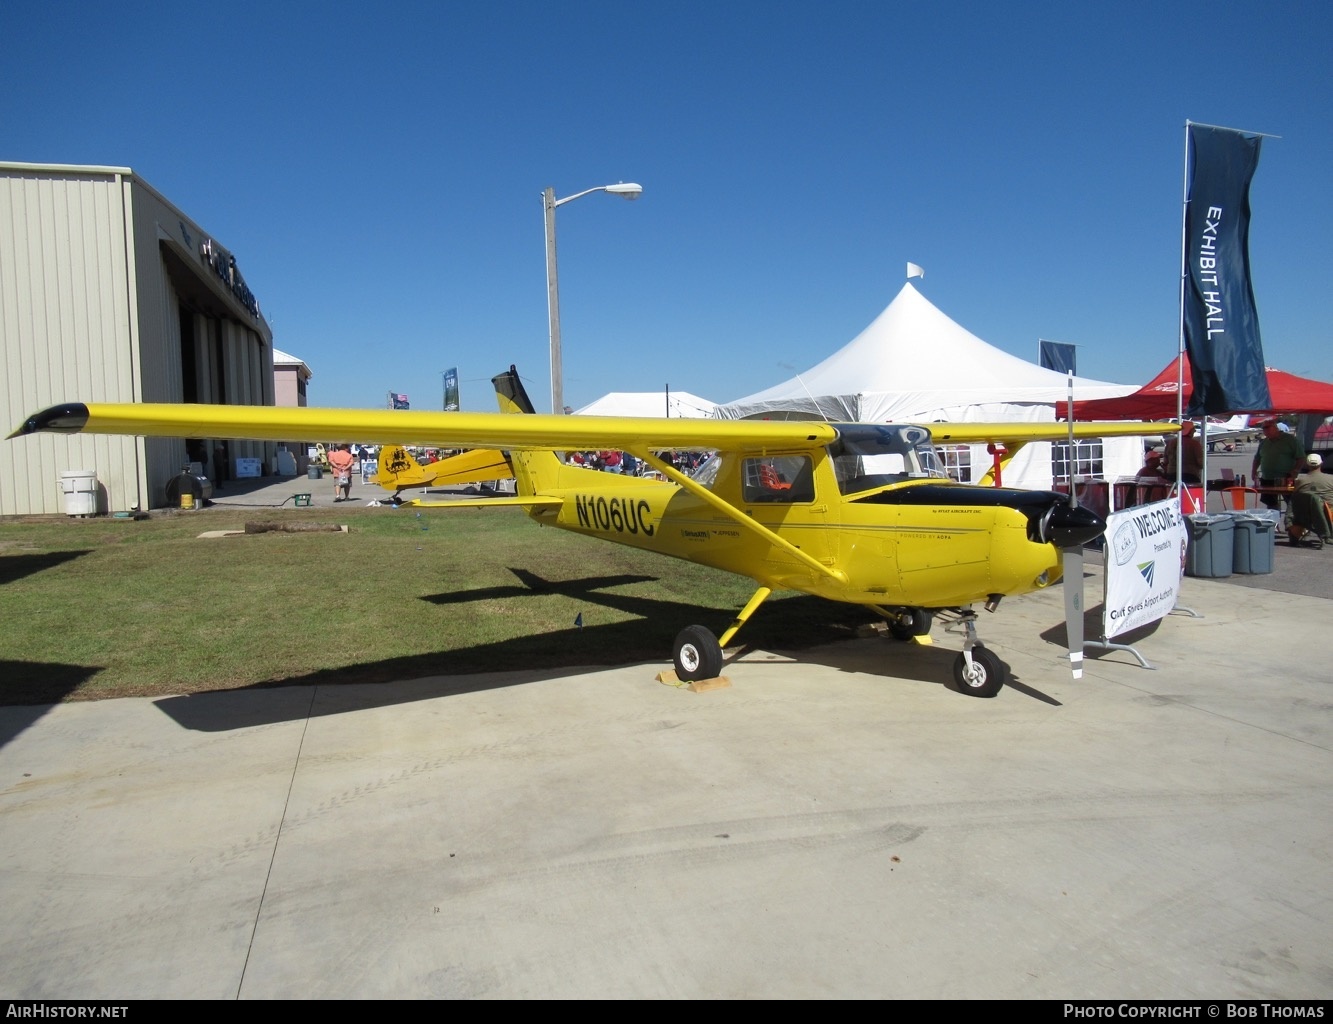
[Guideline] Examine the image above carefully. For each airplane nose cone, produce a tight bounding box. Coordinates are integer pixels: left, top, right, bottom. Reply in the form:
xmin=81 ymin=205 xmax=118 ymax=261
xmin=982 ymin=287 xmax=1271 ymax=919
xmin=1040 ymin=502 xmax=1105 ymax=548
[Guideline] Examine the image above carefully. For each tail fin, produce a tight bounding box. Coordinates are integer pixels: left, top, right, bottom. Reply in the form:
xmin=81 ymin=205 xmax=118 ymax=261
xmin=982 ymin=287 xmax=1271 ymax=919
xmin=492 ymin=365 xmax=538 ymax=416
xmin=491 ymin=366 xmax=567 ymax=494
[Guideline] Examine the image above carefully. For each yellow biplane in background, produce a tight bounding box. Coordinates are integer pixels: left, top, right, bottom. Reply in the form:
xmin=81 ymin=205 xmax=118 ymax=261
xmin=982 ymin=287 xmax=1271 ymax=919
xmin=374 ymin=444 xmax=513 ymax=496
xmin=11 ymin=367 xmax=1175 ymax=697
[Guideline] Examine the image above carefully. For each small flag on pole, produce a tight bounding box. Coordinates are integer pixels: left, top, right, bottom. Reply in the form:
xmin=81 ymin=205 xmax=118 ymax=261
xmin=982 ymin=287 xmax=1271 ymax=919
xmin=574 ymin=613 xmax=583 ymax=629
xmin=906 ymin=262 xmax=925 ymax=280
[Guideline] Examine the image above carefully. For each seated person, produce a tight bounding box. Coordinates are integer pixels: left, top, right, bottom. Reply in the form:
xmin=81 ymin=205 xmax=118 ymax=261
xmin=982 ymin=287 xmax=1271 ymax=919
xmin=1136 ymin=450 xmax=1165 ymax=478
xmin=1288 ymin=453 xmax=1333 ymax=548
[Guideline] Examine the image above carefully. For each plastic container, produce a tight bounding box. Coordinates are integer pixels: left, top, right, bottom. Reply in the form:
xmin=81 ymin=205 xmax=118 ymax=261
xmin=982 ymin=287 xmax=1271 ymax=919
xmin=1179 ymin=485 xmax=1206 ymax=515
xmin=1227 ymin=512 xmax=1275 ymax=574
xmin=59 ymin=470 xmax=98 ymax=516
xmin=1185 ymin=514 xmax=1235 ymax=578
xmin=165 ymin=470 xmax=213 ymax=509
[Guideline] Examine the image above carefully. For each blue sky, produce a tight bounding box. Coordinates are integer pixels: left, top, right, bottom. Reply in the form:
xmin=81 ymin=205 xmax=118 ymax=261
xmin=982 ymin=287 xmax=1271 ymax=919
xmin=5 ymin=2 xmax=1329 ymax=412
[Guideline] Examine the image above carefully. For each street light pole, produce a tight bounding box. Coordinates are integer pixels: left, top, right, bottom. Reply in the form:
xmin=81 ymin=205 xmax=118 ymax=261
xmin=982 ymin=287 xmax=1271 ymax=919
xmin=544 ymin=182 xmax=642 ymax=414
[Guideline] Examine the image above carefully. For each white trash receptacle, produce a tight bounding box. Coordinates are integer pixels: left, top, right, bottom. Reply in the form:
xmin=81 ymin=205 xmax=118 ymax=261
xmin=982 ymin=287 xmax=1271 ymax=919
xmin=59 ymin=470 xmax=98 ymax=516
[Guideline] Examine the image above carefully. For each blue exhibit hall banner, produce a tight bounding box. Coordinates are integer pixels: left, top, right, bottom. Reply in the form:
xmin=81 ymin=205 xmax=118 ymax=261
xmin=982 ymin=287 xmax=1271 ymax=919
xmin=1039 ymin=339 xmax=1077 ymax=375
xmin=443 ymin=367 xmax=460 ymax=412
xmin=1183 ymin=124 xmax=1271 ymax=415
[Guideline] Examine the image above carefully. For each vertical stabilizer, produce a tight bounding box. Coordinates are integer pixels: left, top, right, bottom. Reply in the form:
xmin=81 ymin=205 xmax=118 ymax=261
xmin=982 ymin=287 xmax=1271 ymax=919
xmin=491 ymin=366 xmax=567 ymax=493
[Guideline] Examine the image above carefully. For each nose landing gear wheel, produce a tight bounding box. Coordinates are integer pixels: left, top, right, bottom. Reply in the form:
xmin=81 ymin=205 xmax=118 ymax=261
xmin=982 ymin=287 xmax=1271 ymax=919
xmin=674 ymin=625 xmax=723 ymax=681
xmin=952 ymin=644 xmax=1006 ymax=698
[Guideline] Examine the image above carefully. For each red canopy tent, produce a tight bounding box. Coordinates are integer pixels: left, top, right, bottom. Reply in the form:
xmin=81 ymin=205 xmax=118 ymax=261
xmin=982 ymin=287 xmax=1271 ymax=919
xmin=1057 ymin=359 xmax=1333 ymax=420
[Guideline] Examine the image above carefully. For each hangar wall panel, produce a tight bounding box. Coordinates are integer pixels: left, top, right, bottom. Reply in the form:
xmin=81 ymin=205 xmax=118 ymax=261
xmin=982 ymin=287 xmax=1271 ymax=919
xmin=2 ymin=162 xmax=275 ymax=514
xmin=1 ymin=168 xmax=145 ymax=515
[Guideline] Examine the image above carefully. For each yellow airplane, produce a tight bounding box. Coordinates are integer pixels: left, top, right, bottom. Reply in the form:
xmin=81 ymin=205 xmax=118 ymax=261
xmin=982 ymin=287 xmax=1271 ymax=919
xmin=374 ymin=444 xmax=513 ymax=495
xmin=11 ymin=367 xmax=1175 ymax=697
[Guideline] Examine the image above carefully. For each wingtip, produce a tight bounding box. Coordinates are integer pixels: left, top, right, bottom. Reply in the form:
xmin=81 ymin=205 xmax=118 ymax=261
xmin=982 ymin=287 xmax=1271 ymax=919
xmin=7 ymin=403 xmax=91 ymax=439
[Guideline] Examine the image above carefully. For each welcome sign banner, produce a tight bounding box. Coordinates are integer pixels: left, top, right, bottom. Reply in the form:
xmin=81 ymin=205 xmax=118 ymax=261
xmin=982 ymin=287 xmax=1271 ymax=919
xmin=1103 ymin=499 xmax=1188 ymax=640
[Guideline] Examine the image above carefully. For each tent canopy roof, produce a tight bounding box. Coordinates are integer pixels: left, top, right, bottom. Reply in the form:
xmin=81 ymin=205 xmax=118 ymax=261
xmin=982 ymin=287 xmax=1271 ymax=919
xmin=714 ymin=282 xmax=1133 ymax=421
xmin=576 ymin=391 xmax=716 ymax=418
xmin=1058 ymin=359 xmax=1333 ymax=420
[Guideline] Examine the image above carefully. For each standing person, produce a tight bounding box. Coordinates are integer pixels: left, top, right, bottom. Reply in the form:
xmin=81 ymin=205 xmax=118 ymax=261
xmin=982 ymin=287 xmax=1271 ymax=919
xmin=1252 ymin=420 xmax=1305 ymax=511
xmin=1163 ymin=421 xmax=1204 ymax=484
xmin=213 ymin=441 xmax=229 ymax=492
xmin=327 ymin=444 xmax=356 ymax=502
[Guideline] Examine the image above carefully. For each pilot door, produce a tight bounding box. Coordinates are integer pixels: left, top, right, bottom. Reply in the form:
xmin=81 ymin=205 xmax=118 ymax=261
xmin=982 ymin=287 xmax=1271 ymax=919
xmin=738 ymin=453 xmax=838 ymax=583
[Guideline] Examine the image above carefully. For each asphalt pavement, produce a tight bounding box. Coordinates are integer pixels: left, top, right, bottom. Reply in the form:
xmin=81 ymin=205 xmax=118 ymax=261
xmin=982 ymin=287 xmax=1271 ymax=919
xmin=1 ymin=462 xmax=1330 ymax=999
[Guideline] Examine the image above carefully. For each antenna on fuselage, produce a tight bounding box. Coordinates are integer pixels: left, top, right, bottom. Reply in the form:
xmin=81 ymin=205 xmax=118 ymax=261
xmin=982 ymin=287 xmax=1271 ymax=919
xmin=794 ymin=373 xmax=831 ymax=424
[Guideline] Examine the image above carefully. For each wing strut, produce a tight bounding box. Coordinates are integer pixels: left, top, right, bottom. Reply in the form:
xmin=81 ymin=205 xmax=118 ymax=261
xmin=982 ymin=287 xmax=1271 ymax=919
xmin=717 ymin=586 xmax=772 ymax=648
xmin=635 ymin=452 xmax=847 ymax=585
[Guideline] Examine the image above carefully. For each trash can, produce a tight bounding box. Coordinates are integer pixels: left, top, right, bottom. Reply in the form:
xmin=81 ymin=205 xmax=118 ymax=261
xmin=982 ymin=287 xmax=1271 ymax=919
xmin=59 ymin=470 xmax=98 ymax=516
xmin=1227 ymin=511 xmax=1275 ymax=574
xmin=1185 ymin=513 xmax=1235 ymax=578
xmin=308 ymin=465 xmax=322 ymax=480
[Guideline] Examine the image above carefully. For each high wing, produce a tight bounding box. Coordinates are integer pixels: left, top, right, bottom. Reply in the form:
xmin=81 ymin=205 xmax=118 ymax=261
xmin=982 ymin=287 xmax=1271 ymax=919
xmin=10 ymin=402 xmax=838 ymax=453
xmin=11 ymin=401 xmax=1168 ymax=453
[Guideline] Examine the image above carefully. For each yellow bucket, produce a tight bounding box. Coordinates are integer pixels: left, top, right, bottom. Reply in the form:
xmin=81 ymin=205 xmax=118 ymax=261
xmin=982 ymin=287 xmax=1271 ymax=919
xmin=180 ymin=491 xmax=194 ymax=510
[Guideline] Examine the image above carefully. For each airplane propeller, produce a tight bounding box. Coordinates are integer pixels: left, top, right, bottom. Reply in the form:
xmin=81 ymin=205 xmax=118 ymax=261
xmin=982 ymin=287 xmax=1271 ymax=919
xmin=1061 ymin=495 xmax=1087 ymax=680
xmin=1056 ymin=376 xmax=1098 ymax=681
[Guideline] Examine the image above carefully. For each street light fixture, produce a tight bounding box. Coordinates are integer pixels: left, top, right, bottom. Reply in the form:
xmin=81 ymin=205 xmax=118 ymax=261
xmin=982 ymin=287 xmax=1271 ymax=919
xmin=544 ymin=182 xmax=643 ymax=414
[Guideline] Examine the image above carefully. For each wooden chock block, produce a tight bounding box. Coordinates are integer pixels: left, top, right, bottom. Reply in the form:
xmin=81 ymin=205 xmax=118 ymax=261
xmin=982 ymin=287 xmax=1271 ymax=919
xmin=655 ymin=670 xmax=731 ymax=692
xmin=688 ymin=675 xmax=731 ymax=693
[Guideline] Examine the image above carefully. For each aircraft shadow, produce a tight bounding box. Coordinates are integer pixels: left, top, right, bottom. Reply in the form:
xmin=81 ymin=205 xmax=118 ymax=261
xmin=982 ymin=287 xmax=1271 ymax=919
xmin=151 ymin=569 xmax=1027 ymax=733
xmin=0 ymin=550 xmax=91 ymax=585
xmin=0 ymin=660 xmax=106 ymax=747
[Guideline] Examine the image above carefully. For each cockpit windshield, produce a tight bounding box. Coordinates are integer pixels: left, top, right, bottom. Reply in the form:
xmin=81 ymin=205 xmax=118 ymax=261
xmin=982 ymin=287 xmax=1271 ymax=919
xmin=828 ymin=424 xmax=949 ymax=495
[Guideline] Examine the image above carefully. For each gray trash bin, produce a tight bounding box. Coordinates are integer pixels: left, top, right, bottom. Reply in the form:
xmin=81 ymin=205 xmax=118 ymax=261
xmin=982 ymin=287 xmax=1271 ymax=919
xmin=1227 ymin=512 xmax=1275 ymax=574
xmin=308 ymin=465 xmax=322 ymax=480
xmin=1185 ymin=514 xmax=1235 ymax=578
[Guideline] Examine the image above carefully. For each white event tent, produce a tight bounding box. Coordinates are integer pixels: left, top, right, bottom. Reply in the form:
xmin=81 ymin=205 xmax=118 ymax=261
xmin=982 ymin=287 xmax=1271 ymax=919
xmin=713 ymin=282 xmax=1141 ymax=490
xmin=576 ymin=391 xmax=716 ymax=418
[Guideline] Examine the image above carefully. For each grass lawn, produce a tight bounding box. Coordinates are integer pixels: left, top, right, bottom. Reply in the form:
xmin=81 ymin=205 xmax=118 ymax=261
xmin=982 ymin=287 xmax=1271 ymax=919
xmin=0 ymin=504 xmax=876 ymax=704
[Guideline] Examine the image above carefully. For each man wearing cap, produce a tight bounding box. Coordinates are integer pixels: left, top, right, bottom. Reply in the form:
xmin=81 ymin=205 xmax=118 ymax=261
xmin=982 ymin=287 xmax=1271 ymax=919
xmin=1288 ymin=453 xmax=1333 ymax=548
xmin=1252 ymin=420 xmax=1305 ymax=511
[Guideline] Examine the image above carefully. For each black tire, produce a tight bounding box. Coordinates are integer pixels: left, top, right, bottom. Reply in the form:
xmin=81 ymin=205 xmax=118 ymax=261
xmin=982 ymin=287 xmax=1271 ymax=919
xmin=888 ymin=608 xmax=933 ymax=641
xmin=952 ymin=645 xmax=1006 ymax=698
xmin=674 ymin=625 xmax=723 ymax=682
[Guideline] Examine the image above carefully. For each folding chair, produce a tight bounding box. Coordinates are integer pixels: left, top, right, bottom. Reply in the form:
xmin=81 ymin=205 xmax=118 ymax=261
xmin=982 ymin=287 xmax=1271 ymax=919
xmin=1221 ymin=486 xmax=1261 ymax=511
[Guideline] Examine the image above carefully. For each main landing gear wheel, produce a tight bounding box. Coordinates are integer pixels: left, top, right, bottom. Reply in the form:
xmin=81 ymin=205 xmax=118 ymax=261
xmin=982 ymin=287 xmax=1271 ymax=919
xmin=952 ymin=645 xmax=1006 ymax=698
xmin=674 ymin=625 xmax=723 ymax=682
xmin=888 ymin=608 xmax=933 ymax=641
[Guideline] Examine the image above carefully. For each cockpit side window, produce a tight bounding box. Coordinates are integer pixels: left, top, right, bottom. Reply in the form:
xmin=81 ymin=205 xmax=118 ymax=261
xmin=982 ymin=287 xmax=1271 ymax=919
xmin=742 ymin=455 xmax=815 ymax=503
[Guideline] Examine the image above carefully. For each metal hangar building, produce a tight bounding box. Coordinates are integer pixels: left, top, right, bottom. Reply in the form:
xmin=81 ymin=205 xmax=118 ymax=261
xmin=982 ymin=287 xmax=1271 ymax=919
xmin=1 ymin=161 xmax=277 ymax=515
